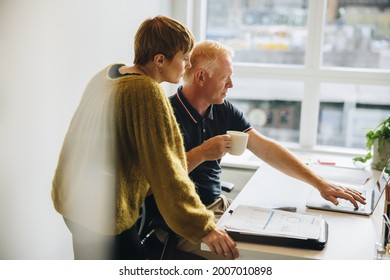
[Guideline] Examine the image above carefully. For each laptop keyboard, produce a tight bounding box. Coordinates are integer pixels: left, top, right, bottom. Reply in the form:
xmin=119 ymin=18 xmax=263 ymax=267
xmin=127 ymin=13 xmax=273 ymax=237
xmin=337 ymin=190 xmax=366 ymax=210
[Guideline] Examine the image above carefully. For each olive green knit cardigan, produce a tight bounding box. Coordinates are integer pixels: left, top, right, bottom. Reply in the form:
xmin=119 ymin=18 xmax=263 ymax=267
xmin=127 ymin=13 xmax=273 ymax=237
xmin=52 ymin=64 xmax=215 ymax=243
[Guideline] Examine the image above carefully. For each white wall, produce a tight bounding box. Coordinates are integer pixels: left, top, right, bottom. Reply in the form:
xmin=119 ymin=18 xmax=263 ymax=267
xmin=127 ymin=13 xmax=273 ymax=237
xmin=0 ymin=0 xmax=171 ymax=259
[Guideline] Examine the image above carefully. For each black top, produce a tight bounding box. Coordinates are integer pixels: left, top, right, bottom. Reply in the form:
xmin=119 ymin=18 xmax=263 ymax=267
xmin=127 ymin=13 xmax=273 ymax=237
xmin=169 ymin=86 xmax=252 ymax=205
xmin=108 ymin=63 xmax=141 ymax=79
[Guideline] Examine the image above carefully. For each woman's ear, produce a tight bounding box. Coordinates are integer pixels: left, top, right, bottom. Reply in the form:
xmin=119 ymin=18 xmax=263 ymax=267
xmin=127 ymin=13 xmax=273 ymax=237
xmin=153 ymin=54 xmax=166 ymax=74
xmin=154 ymin=54 xmax=165 ymax=66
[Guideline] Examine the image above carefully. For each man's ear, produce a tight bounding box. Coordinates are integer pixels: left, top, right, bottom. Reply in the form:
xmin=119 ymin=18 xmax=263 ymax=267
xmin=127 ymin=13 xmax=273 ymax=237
xmin=195 ymin=69 xmax=205 ymax=84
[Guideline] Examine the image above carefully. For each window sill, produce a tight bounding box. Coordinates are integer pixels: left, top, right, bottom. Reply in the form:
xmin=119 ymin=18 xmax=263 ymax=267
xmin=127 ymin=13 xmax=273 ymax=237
xmin=221 ymin=142 xmax=367 ymax=170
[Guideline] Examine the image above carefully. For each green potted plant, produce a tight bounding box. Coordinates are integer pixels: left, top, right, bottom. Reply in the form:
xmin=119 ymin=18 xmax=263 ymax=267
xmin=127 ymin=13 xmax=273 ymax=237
xmin=353 ymin=115 xmax=390 ymax=170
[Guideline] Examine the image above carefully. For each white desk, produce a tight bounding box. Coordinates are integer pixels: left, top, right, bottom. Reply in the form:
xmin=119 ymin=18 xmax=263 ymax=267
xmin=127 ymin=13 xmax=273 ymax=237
xmin=210 ymin=162 xmax=385 ymax=260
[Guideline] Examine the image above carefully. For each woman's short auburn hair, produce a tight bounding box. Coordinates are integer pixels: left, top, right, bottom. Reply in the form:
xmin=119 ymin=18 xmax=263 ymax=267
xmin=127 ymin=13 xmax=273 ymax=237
xmin=133 ymin=15 xmax=195 ymax=65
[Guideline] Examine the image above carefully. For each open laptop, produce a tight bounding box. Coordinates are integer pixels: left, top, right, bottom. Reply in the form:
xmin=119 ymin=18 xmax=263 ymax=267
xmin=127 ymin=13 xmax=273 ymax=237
xmin=306 ymin=166 xmax=390 ymax=216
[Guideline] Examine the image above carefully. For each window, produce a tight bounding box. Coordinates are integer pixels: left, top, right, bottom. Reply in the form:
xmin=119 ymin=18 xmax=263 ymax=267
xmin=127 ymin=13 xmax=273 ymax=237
xmin=206 ymin=0 xmax=308 ymax=65
xmin=229 ymin=78 xmax=303 ymax=143
xmin=318 ymin=84 xmax=390 ymax=148
xmin=177 ymin=0 xmax=390 ymax=152
xmin=323 ymin=0 xmax=390 ymax=69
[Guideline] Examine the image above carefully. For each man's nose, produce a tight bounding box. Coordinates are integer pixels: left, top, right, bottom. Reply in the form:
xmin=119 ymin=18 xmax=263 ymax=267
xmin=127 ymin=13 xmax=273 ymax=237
xmin=227 ymin=78 xmax=233 ymax=88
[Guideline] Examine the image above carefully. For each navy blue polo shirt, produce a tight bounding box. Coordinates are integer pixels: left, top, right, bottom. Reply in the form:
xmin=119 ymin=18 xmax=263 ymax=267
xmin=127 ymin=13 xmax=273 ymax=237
xmin=169 ymin=86 xmax=252 ymax=205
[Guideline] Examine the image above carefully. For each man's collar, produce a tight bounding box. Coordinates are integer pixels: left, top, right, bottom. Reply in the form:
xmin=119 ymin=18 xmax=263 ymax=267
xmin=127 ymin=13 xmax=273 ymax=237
xmin=175 ymin=86 xmax=214 ymax=124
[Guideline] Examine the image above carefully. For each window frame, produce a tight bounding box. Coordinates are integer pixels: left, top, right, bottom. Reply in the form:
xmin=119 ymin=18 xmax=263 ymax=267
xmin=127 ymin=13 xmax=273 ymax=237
xmin=172 ymin=0 xmax=390 ymax=154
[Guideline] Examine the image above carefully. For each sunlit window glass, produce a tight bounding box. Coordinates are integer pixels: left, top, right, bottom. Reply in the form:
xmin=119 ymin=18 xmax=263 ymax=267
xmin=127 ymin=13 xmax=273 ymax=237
xmin=228 ymin=78 xmax=303 ymax=143
xmin=323 ymin=0 xmax=390 ymax=69
xmin=318 ymin=84 xmax=390 ymax=148
xmin=206 ymin=0 xmax=309 ymax=65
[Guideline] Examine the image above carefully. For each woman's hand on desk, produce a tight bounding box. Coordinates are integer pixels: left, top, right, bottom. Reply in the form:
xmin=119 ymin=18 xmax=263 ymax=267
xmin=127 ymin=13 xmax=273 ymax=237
xmin=318 ymin=182 xmax=366 ymax=209
xmin=202 ymin=229 xmax=239 ymax=259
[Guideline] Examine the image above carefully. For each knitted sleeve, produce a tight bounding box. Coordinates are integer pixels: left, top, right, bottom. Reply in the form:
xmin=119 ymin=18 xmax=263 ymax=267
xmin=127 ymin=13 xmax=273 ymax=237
xmin=115 ymin=76 xmax=215 ymax=243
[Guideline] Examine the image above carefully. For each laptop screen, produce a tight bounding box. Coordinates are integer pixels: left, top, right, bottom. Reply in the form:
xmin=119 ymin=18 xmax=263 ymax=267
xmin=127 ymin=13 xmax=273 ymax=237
xmin=372 ymin=167 xmax=390 ymax=209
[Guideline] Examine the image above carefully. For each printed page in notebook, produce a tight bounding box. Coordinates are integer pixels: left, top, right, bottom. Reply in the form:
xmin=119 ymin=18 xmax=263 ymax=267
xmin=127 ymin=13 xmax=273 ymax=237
xmin=224 ymin=205 xmax=322 ymax=239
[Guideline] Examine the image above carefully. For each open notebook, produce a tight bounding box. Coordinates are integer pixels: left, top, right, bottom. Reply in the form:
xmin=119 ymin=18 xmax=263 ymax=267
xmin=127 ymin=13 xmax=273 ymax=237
xmin=224 ymin=205 xmax=328 ymax=250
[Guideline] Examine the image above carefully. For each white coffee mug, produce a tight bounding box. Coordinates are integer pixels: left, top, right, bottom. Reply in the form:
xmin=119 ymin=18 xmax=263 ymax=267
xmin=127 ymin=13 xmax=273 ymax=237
xmin=227 ymin=130 xmax=249 ymax=156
